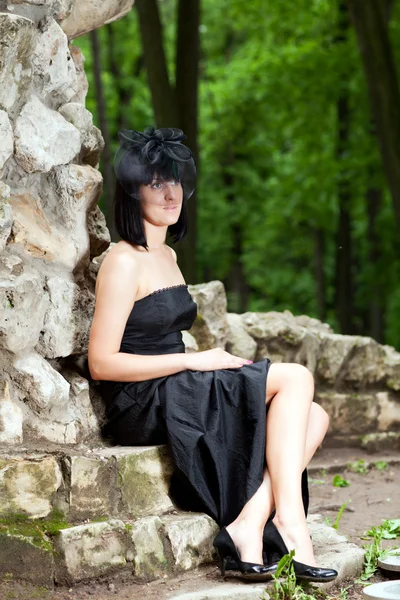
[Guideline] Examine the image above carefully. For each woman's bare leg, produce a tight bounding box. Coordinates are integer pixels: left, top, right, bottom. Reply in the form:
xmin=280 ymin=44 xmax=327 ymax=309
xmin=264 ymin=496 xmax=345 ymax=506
xmin=225 ymin=364 xmax=328 ymax=564
xmin=265 ymin=363 xmax=317 ymax=565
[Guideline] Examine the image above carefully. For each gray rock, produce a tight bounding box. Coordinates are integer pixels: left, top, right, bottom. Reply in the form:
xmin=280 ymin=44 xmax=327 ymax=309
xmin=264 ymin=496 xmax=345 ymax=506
xmin=92 ymin=445 xmax=175 ymax=518
xmin=0 ymin=109 xmax=14 ymax=169
xmin=59 ymin=0 xmax=135 ymax=39
xmin=66 ymin=455 xmax=113 ymax=520
xmin=31 ymin=17 xmax=77 ymax=108
xmin=14 ymin=95 xmax=81 ymax=173
xmin=160 ymin=513 xmax=218 ymax=572
xmin=0 ymin=181 xmax=12 ymax=251
xmin=12 ymin=351 xmax=70 ymax=418
xmin=169 ymin=586 xmax=269 ymax=600
xmin=0 ymin=453 xmax=62 ymax=518
xmin=0 ymin=530 xmax=55 ymax=588
xmin=129 ymin=516 xmax=168 ymax=580
xmin=308 ymin=514 xmax=365 ymax=591
xmin=58 ymin=102 xmax=105 ymax=166
xmin=188 ymin=281 xmax=230 ymax=351
xmin=226 ymin=313 xmax=257 ymax=361
xmin=54 ymin=519 xmax=131 ymax=585
xmin=0 ymin=14 xmax=37 ymax=120
xmin=0 ymin=380 xmax=23 ymax=444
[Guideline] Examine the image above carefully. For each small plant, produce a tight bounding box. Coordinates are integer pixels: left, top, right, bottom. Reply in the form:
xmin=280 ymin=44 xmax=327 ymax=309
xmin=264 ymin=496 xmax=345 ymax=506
xmin=357 ymin=519 xmax=400 ymax=582
xmin=323 ymin=500 xmax=350 ymax=531
xmin=374 ymin=460 xmax=389 ymax=471
xmin=266 ymin=551 xmax=350 ymax=600
xmin=346 ymin=459 xmax=369 ymax=474
xmin=333 ymin=474 xmax=350 ymax=488
xmin=308 ymin=477 xmax=326 ymax=485
xmin=333 ymin=500 xmax=351 ymax=531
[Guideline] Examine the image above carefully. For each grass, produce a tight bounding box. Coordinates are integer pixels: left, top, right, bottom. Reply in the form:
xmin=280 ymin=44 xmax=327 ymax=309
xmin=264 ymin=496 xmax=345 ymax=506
xmin=357 ymin=519 xmax=400 ymax=582
xmin=264 ymin=550 xmax=350 ymax=600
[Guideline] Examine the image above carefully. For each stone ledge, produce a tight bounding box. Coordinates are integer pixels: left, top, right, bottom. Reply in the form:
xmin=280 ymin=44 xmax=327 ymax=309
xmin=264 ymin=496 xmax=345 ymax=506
xmin=0 ymin=445 xmax=175 ymax=520
xmin=0 ymin=513 xmax=364 ymax=590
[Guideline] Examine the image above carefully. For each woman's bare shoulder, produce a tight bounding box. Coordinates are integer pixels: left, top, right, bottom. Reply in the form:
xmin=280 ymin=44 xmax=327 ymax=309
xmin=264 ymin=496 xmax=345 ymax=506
xmin=96 ymin=241 xmax=142 ymax=294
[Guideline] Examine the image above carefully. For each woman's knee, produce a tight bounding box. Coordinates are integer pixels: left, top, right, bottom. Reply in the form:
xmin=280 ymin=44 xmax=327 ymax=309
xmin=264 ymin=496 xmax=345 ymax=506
xmin=311 ymin=402 xmax=330 ymax=435
xmin=266 ymin=362 xmax=315 ymax=403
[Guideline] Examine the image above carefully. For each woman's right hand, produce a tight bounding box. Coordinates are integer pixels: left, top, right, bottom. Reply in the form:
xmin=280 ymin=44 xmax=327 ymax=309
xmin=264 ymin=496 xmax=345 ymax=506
xmin=184 ymin=347 xmax=253 ymax=372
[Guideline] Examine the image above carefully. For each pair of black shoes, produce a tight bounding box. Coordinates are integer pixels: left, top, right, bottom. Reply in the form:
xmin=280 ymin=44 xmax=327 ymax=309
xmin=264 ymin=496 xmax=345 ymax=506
xmin=213 ymin=521 xmax=338 ymax=583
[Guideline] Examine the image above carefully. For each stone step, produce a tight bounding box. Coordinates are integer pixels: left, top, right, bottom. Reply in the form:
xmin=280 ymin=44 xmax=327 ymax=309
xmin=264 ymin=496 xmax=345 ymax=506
xmin=0 ymin=513 xmax=364 ymax=590
xmin=0 ymin=445 xmax=175 ymax=521
xmin=2 ymin=444 xmax=399 ymax=524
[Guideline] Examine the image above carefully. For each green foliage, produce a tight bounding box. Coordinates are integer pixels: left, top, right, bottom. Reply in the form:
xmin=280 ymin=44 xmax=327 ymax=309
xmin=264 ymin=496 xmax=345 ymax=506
xmin=346 ymin=459 xmax=369 ymax=474
xmin=77 ymin=0 xmax=400 ymax=349
xmin=267 ymin=549 xmax=350 ymax=600
xmin=332 ymin=474 xmax=350 ymax=487
xmin=374 ymin=461 xmax=389 ymax=471
xmin=357 ymin=519 xmax=400 ymax=582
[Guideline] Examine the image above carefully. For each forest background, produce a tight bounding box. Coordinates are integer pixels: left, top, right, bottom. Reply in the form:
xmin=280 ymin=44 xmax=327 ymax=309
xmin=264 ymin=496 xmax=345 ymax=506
xmin=74 ymin=0 xmax=400 ymax=349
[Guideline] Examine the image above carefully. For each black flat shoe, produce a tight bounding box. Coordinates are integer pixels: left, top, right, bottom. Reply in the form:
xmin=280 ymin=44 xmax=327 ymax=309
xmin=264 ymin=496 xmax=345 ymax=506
xmin=224 ymin=519 xmax=303 ymax=571
xmin=265 ymin=521 xmax=338 ymax=583
xmin=213 ymin=527 xmax=278 ymax=582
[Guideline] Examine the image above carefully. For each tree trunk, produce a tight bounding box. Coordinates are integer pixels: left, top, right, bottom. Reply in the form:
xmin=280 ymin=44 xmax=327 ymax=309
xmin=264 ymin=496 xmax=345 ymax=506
xmin=314 ymin=228 xmax=326 ymax=322
xmin=106 ymin=23 xmax=144 ymax=131
xmin=173 ymin=0 xmax=201 ymax=282
xmin=364 ymin=0 xmax=392 ymax=343
xmin=347 ymin=0 xmax=400 ymax=230
xmin=89 ymin=29 xmax=116 ymax=240
xmin=335 ymin=0 xmax=354 ymax=334
xmin=367 ymin=185 xmax=384 ymax=342
xmin=135 ymin=0 xmax=178 ymax=127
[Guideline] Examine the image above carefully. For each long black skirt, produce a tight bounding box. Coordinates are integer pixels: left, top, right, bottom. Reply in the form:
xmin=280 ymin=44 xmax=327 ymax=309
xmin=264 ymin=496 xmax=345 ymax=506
xmin=102 ymin=358 xmax=309 ymax=527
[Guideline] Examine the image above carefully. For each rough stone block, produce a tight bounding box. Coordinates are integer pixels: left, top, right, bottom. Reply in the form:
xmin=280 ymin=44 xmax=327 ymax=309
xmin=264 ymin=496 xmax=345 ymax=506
xmin=0 ymin=381 xmax=23 ymax=444
xmin=31 ymin=17 xmax=77 ymax=108
xmin=360 ymin=432 xmax=400 ymax=452
xmin=14 ymin=95 xmax=81 ymax=173
xmin=92 ymin=446 xmax=174 ymax=518
xmin=54 ymin=519 xmax=131 ymax=585
xmin=129 ymin=516 xmax=168 ymax=580
xmin=66 ymin=455 xmax=114 ymax=520
xmin=316 ymin=392 xmax=379 ymax=435
xmin=60 ymin=0 xmax=134 ymax=39
xmin=170 ymin=585 xmax=269 ymax=600
xmin=308 ymin=514 xmax=365 ymax=591
xmin=0 ymin=531 xmax=55 ymax=588
xmin=226 ymin=313 xmax=257 ymax=361
xmin=0 ymin=454 xmax=62 ymax=518
xmin=161 ymin=513 xmax=219 ymax=572
xmin=0 ymin=14 xmax=37 ymax=119
xmin=188 ymin=281 xmax=230 ymax=351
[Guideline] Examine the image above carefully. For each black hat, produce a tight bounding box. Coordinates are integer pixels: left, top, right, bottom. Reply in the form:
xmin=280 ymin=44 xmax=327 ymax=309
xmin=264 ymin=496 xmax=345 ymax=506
xmin=113 ymin=126 xmax=196 ymax=201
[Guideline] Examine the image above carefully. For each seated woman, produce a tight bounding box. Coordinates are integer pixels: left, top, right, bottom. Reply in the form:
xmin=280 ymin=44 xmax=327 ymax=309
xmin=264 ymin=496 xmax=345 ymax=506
xmin=88 ymin=127 xmax=337 ymax=583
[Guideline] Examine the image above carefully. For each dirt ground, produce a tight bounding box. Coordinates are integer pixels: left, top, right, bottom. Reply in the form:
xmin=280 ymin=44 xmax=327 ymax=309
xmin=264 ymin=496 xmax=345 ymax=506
xmin=0 ymin=448 xmax=399 ymax=600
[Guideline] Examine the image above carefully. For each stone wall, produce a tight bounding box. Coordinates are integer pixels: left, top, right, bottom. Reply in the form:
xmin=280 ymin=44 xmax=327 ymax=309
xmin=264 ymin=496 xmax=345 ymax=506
xmin=1 ymin=1 xmax=399 ymax=450
xmin=0 ymin=1 xmax=133 ymax=446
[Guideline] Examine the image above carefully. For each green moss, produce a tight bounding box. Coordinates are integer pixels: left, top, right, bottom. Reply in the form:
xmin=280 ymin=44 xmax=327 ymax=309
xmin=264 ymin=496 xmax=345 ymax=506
xmin=125 ymin=523 xmax=133 ymax=533
xmin=0 ymin=507 xmax=71 ymax=552
xmin=91 ymin=515 xmax=109 ymax=523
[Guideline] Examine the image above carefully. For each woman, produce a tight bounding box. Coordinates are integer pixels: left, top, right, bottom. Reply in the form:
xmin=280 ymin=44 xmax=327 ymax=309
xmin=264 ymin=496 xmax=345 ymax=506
xmin=88 ymin=127 xmax=338 ymax=583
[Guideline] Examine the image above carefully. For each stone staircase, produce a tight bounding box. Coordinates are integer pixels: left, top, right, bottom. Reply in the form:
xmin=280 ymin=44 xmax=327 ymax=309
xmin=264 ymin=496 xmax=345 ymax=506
xmin=0 ymin=443 xmax=365 ymax=596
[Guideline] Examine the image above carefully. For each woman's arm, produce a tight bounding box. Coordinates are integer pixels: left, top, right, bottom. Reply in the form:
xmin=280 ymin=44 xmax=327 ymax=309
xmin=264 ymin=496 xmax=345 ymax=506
xmin=90 ymin=351 xmax=188 ymax=382
xmin=88 ymin=247 xmax=188 ymax=382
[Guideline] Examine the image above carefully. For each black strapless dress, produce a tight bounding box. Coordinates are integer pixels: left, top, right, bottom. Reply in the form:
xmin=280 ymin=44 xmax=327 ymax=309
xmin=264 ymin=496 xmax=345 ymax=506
xmin=98 ymin=284 xmax=309 ymax=527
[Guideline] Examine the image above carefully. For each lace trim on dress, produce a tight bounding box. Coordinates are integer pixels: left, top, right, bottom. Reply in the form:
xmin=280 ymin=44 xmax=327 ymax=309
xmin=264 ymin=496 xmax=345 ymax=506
xmin=135 ymin=284 xmax=188 ymax=303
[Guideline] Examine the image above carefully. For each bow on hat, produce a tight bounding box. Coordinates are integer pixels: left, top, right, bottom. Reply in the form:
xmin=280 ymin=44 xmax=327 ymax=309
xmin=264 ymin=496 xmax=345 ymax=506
xmin=118 ymin=127 xmax=193 ymax=164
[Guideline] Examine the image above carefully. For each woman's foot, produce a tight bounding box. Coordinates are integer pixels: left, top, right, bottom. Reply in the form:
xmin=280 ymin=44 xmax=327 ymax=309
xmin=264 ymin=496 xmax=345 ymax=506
xmin=225 ymin=517 xmax=264 ymax=564
xmin=272 ymin=515 xmax=317 ymax=566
